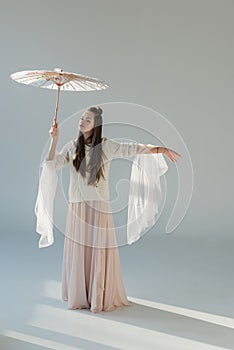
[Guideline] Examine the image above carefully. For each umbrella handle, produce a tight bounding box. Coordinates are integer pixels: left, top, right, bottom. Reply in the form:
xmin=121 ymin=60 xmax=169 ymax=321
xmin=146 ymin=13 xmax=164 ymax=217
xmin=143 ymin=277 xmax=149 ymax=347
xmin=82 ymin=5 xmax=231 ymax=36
xmin=53 ymin=85 xmax=61 ymax=127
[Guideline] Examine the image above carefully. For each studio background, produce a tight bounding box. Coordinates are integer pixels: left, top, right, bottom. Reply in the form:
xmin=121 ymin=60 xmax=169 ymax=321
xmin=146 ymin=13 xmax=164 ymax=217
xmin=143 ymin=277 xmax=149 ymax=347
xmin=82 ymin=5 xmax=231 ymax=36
xmin=1 ymin=1 xmax=233 ymax=349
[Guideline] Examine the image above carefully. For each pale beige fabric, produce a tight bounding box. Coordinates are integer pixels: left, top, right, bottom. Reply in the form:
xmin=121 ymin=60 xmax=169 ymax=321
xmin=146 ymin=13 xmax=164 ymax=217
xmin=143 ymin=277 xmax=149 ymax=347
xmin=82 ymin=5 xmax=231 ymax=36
xmin=62 ymin=200 xmax=133 ymax=313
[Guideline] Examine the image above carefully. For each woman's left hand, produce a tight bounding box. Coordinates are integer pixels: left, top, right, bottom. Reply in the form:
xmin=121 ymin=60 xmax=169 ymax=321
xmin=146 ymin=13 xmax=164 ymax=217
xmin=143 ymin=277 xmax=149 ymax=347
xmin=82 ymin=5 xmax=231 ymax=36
xmin=163 ymin=148 xmax=181 ymax=162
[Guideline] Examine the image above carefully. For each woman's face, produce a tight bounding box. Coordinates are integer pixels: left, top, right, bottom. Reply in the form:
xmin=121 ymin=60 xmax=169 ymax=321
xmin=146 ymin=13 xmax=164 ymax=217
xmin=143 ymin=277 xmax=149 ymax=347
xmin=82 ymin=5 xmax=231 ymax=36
xmin=79 ymin=110 xmax=95 ymax=133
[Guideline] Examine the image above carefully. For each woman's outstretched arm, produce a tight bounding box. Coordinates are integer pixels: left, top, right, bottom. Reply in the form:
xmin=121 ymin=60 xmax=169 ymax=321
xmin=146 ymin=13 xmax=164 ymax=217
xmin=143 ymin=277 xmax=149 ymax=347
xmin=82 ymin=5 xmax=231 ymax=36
xmin=137 ymin=143 xmax=181 ymax=163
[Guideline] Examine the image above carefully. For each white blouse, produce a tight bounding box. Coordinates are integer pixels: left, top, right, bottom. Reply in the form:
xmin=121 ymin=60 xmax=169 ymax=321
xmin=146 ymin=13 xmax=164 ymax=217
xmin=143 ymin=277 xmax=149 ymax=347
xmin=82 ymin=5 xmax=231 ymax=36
xmin=41 ymin=137 xmax=139 ymax=203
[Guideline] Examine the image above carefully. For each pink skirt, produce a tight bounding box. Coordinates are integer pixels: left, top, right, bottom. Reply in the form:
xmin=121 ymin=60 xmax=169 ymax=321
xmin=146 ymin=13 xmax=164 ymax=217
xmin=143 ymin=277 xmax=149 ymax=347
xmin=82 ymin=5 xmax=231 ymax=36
xmin=62 ymin=200 xmax=133 ymax=313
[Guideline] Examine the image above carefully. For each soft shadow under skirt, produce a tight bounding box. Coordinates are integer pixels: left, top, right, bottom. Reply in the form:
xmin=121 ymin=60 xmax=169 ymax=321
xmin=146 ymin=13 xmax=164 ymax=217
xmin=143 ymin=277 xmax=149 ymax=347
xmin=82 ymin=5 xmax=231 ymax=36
xmin=62 ymin=200 xmax=132 ymax=313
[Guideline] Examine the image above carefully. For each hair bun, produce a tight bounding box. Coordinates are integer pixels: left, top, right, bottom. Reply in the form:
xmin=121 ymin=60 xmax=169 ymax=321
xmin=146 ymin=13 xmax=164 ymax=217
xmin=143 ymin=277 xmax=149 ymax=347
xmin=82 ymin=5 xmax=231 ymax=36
xmin=96 ymin=106 xmax=103 ymax=114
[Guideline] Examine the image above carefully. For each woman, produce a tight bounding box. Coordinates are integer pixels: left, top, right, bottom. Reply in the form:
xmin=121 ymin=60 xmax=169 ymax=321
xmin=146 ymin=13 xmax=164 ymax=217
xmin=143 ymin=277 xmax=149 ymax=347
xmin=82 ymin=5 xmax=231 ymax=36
xmin=45 ymin=105 xmax=181 ymax=313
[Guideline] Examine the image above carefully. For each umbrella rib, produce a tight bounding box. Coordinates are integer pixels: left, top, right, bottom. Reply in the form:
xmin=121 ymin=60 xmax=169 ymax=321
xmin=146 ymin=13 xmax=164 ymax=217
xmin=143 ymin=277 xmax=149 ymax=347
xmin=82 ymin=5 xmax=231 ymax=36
xmin=73 ymin=80 xmax=86 ymax=90
xmin=12 ymin=76 xmax=39 ymax=82
xmin=74 ymin=79 xmax=97 ymax=90
xmin=83 ymin=79 xmax=105 ymax=89
xmin=69 ymin=81 xmax=77 ymax=91
xmin=15 ymin=72 xmax=45 ymax=79
xmin=76 ymin=80 xmax=93 ymax=90
xmin=38 ymin=80 xmax=50 ymax=88
xmin=12 ymin=75 xmax=46 ymax=84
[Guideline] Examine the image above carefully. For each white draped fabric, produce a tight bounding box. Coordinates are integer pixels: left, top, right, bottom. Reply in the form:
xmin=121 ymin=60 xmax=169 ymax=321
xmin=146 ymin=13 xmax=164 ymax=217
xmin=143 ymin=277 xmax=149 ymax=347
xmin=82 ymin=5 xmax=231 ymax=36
xmin=34 ymin=161 xmax=58 ymax=248
xmin=34 ymin=145 xmax=168 ymax=248
xmin=127 ymin=152 xmax=168 ymax=244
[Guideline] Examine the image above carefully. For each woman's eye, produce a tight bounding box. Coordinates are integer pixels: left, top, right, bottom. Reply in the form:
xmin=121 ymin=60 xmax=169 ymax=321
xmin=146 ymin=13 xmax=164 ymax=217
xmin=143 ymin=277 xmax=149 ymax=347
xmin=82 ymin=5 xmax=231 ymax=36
xmin=80 ymin=116 xmax=90 ymax=123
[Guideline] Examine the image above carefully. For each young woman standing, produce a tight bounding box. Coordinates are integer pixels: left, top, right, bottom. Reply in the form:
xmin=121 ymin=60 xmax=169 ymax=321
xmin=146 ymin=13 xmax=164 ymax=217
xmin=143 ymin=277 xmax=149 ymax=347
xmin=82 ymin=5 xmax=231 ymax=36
xmin=45 ymin=106 xmax=180 ymax=313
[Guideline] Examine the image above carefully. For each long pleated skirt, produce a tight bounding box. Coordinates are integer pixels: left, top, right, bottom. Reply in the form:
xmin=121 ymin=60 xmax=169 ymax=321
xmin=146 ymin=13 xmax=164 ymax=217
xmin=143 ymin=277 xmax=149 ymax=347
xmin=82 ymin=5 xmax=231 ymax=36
xmin=62 ymin=200 xmax=133 ymax=313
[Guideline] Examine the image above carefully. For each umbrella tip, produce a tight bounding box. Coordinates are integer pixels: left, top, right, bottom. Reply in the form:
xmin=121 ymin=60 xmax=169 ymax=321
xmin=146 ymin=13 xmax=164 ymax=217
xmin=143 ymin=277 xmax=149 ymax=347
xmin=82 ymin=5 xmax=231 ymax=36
xmin=54 ymin=68 xmax=63 ymax=73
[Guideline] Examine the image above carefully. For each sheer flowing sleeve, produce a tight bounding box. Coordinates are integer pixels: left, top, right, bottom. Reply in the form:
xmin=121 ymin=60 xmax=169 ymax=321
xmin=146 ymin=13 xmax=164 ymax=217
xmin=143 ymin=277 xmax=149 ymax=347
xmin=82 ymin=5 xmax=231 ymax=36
xmin=35 ymin=139 xmax=75 ymax=248
xmin=41 ymin=139 xmax=75 ymax=171
xmin=127 ymin=148 xmax=169 ymax=245
xmin=104 ymin=138 xmax=139 ymax=159
xmin=102 ymin=138 xmax=169 ymax=245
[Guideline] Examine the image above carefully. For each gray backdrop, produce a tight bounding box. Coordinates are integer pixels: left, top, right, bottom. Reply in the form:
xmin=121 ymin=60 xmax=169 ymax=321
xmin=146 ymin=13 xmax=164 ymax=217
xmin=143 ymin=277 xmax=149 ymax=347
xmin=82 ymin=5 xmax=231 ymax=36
xmin=1 ymin=1 xmax=234 ymax=349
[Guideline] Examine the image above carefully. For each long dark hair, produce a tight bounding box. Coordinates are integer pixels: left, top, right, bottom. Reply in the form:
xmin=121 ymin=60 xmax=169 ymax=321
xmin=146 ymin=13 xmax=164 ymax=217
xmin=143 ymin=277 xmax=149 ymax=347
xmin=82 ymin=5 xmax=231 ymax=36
xmin=72 ymin=106 xmax=107 ymax=186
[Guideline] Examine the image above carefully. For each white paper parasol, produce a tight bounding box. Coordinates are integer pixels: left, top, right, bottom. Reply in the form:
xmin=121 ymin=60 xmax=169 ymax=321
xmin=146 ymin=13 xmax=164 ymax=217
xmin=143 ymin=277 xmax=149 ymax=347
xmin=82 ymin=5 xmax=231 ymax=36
xmin=10 ymin=68 xmax=109 ymax=124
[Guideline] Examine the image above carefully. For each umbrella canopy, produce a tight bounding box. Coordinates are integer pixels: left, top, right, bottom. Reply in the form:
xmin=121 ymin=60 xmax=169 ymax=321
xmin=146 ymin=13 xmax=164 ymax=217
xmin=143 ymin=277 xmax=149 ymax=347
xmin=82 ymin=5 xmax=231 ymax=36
xmin=10 ymin=68 xmax=109 ymax=122
xmin=10 ymin=68 xmax=109 ymax=91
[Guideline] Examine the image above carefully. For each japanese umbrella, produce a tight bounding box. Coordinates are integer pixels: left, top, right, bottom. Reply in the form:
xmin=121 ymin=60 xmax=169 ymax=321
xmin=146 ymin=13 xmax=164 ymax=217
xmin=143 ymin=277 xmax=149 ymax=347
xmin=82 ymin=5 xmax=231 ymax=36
xmin=10 ymin=67 xmax=109 ymax=125
xmin=10 ymin=67 xmax=168 ymax=248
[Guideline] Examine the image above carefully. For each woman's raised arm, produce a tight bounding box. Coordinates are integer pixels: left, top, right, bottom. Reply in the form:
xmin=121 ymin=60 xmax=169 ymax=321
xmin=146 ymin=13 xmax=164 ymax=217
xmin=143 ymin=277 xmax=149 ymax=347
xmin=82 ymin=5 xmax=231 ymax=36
xmin=47 ymin=117 xmax=59 ymax=160
xmin=41 ymin=117 xmax=73 ymax=171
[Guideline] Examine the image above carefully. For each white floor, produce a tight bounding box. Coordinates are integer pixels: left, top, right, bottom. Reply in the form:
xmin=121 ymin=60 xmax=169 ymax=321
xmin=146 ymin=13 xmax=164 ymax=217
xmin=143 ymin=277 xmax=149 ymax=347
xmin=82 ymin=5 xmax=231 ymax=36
xmin=1 ymin=224 xmax=234 ymax=350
